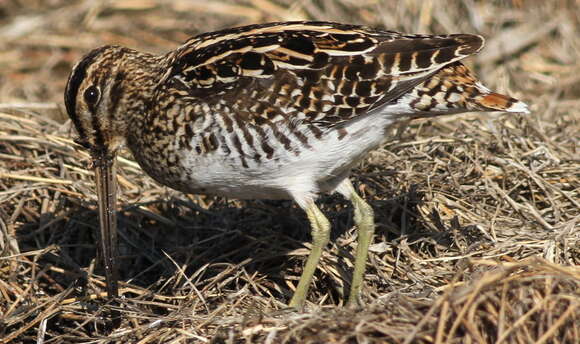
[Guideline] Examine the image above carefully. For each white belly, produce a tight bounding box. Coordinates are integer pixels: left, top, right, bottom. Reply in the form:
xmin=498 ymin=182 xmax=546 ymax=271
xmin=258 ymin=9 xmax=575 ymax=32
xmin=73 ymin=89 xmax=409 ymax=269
xmin=172 ymin=112 xmax=396 ymax=201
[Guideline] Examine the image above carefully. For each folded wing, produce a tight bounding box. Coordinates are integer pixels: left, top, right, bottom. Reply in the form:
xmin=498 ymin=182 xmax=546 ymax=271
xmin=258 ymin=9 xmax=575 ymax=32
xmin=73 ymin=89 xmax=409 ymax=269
xmin=161 ymin=21 xmax=488 ymax=127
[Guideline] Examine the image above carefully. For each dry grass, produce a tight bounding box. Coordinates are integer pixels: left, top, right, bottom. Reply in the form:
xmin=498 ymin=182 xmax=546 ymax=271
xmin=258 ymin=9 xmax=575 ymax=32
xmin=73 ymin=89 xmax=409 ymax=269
xmin=1 ymin=0 xmax=579 ymax=343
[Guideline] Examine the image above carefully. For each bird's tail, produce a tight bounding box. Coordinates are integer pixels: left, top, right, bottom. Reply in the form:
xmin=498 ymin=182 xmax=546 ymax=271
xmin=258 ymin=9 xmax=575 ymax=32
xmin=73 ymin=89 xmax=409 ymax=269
xmin=400 ymin=61 xmax=529 ymax=117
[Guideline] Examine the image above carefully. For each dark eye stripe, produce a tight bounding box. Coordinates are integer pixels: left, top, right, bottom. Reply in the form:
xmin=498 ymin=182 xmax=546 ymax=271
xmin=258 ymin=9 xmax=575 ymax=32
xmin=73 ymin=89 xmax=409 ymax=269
xmin=64 ymin=46 xmax=109 ymax=146
xmin=108 ymin=71 xmax=125 ymax=121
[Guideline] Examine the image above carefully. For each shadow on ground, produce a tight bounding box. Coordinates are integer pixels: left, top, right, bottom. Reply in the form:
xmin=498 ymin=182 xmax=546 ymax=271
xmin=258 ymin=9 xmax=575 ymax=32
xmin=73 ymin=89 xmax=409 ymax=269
xmin=14 ymin=184 xmax=453 ymax=308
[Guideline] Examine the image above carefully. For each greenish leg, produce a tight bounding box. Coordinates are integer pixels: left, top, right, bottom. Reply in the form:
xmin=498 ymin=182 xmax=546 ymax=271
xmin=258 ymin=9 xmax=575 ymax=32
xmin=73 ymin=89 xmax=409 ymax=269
xmin=346 ymin=190 xmax=375 ymax=306
xmin=289 ymin=202 xmax=331 ymax=308
xmin=335 ymin=179 xmax=375 ymax=307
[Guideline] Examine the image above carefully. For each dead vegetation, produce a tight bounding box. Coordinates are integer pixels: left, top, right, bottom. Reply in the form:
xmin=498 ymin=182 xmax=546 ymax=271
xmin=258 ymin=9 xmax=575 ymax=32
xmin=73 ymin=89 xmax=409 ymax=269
xmin=0 ymin=0 xmax=578 ymax=343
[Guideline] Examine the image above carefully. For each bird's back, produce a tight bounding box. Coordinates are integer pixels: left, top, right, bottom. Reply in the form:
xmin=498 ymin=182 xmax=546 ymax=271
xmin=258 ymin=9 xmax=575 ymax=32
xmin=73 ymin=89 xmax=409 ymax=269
xmin=159 ymin=21 xmax=491 ymax=127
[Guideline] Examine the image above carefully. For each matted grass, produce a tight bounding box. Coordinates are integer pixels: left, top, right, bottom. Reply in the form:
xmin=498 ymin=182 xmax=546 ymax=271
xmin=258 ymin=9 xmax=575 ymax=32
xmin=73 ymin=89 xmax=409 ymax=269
xmin=1 ymin=1 xmax=578 ymax=343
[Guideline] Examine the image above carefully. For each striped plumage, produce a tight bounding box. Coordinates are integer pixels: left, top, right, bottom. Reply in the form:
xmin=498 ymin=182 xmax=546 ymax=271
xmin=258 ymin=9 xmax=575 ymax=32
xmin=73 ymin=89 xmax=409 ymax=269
xmin=64 ymin=21 xmax=528 ymax=308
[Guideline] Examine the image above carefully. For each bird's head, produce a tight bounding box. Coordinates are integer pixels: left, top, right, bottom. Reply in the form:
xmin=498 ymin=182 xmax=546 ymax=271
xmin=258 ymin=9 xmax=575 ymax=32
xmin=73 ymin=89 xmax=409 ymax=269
xmin=65 ymin=45 xmax=162 ymax=160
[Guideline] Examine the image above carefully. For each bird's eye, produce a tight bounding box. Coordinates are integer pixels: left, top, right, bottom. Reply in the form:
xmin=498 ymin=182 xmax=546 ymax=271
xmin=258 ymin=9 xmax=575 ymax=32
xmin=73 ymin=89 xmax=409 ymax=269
xmin=83 ymin=85 xmax=100 ymax=107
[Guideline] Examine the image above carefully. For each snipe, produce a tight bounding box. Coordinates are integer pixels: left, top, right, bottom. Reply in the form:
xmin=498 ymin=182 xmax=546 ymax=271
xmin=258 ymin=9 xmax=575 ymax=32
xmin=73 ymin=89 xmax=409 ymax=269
xmin=64 ymin=21 xmax=528 ymax=308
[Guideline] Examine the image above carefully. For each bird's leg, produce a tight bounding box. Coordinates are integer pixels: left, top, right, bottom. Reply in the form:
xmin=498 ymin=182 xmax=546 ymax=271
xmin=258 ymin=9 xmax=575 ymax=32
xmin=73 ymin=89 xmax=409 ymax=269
xmin=335 ymin=179 xmax=375 ymax=306
xmin=347 ymin=189 xmax=375 ymax=306
xmin=289 ymin=201 xmax=331 ymax=308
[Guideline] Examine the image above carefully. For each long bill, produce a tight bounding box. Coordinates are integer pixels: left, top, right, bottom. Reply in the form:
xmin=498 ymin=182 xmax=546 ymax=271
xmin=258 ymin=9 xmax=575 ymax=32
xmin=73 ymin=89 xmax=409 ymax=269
xmin=93 ymin=151 xmax=120 ymax=300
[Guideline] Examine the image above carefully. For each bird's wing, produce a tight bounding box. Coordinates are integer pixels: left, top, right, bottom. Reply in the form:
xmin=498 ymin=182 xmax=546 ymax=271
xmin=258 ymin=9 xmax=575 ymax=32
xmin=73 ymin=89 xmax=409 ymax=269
xmin=161 ymin=21 xmax=484 ymax=127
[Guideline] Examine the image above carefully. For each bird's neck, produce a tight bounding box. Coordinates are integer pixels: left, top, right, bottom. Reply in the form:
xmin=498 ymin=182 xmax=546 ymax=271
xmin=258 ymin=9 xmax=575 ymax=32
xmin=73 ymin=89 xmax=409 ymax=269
xmin=116 ymin=51 xmax=169 ymax=139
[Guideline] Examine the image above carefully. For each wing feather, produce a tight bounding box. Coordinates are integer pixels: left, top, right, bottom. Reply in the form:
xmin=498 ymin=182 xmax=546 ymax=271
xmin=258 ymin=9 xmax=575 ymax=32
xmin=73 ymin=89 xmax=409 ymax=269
xmin=162 ymin=21 xmax=484 ymax=127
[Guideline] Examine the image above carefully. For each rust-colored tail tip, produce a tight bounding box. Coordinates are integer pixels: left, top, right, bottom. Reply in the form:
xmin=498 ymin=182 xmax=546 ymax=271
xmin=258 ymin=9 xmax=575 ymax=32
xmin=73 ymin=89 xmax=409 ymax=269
xmin=478 ymin=92 xmax=530 ymax=114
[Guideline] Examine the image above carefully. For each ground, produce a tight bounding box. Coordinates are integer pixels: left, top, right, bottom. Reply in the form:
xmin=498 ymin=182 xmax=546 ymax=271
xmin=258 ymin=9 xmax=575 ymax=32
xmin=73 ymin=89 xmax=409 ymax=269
xmin=0 ymin=1 xmax=578 ymax=343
